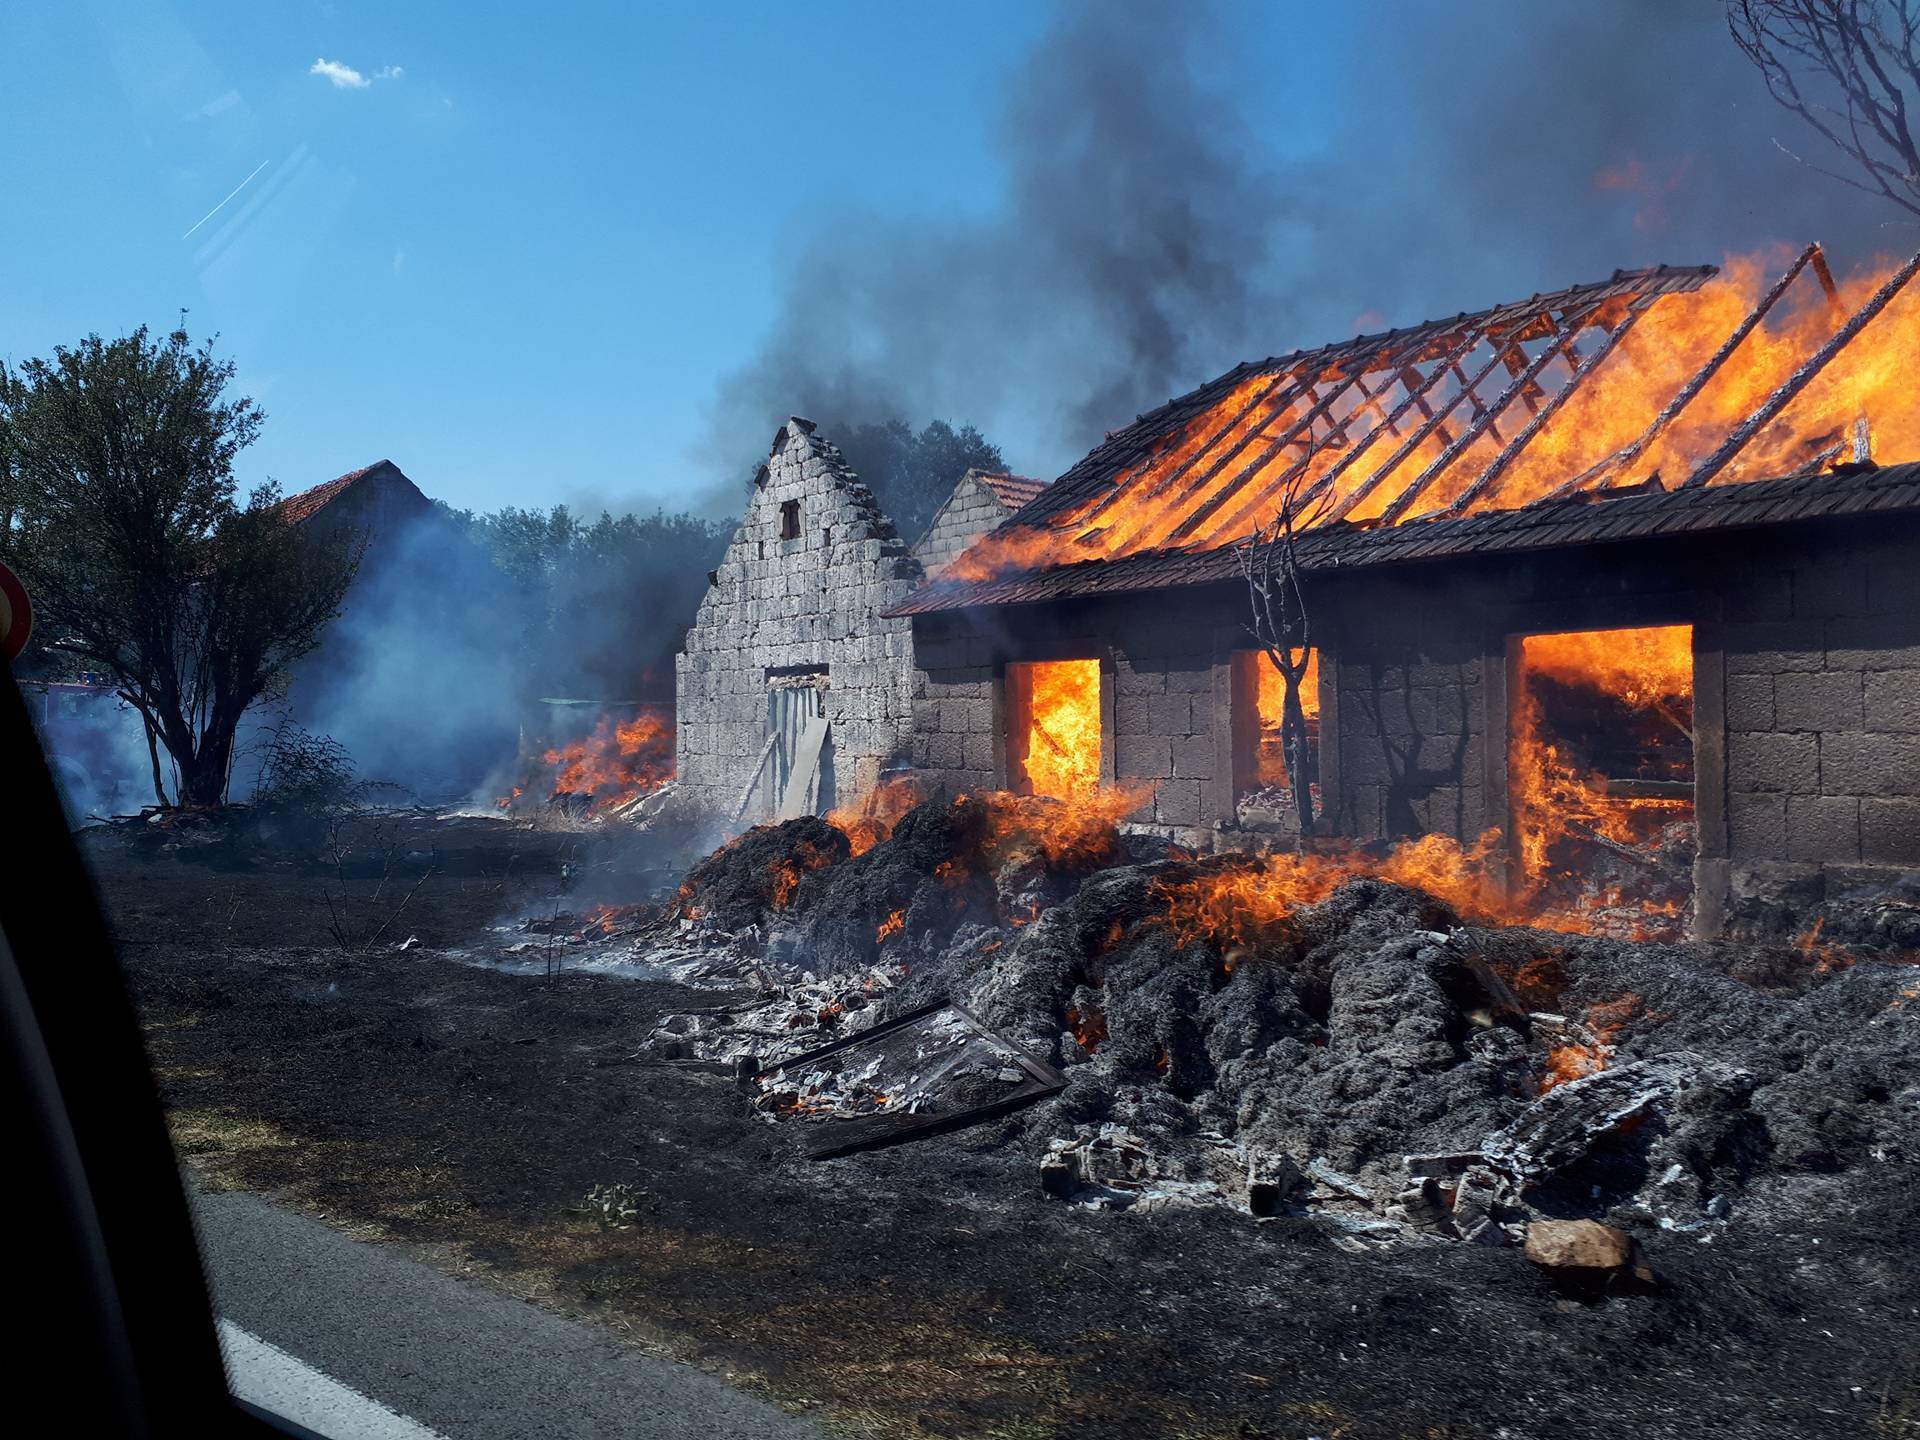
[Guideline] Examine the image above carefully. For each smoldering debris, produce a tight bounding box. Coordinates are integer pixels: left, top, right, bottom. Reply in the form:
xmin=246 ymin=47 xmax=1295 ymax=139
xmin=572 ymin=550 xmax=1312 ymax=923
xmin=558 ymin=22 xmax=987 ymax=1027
xmin=512 ymin=792 xmax=1920 ymax=1269
xmin=748 ymin=1001 xmax=1066 ymax=1160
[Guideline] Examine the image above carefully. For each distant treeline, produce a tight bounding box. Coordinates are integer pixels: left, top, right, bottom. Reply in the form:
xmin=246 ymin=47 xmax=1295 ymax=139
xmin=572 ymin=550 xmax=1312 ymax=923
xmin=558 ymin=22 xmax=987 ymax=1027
xmin=434 ymin=418 xmax=1005 ymax=702
xmin=434 ymin=502 xmax=735 ymax=701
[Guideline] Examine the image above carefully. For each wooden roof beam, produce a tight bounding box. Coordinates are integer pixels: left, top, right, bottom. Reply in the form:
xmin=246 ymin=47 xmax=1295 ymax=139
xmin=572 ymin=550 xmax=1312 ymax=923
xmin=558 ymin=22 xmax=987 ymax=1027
xmin=1379 ymin=301 xmax=1605 ymax=525
xmin=1683 ymin=244 xmax=1920 ymax=489
xmin=1439 ymin=293 xmax=1660 ymax=518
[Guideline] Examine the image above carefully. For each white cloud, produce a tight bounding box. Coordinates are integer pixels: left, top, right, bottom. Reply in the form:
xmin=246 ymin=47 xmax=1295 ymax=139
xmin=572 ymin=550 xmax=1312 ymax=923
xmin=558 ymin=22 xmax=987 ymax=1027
xmin=308 ymin=58 xmax=403 ymax=90
xmin=309 ymin=58 xmax=369 ymax=89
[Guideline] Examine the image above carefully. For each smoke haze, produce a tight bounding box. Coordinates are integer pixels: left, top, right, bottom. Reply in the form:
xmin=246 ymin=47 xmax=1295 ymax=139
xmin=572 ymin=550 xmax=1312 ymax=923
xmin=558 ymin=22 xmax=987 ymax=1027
xmin=710 ymin=0 xmax=1912 ymax=485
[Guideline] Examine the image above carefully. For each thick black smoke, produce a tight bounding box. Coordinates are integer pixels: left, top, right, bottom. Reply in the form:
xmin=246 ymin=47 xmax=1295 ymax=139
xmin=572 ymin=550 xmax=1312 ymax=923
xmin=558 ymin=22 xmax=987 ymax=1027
xmin=711 ymin=0 xmax=1910 ymax=484
xmin=1335 ymin=0 xmax=1907 ymax=323
xmin=708 ymin=0 xmax=1302 ymax=482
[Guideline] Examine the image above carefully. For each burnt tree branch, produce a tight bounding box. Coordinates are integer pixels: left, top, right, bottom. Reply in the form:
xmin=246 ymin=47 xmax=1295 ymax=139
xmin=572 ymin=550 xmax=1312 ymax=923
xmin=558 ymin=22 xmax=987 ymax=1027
xmin=1730 ymin=0 xmax=1920 ymax=217
xmin=1237 ymin=458 xmax=1322 ymax=837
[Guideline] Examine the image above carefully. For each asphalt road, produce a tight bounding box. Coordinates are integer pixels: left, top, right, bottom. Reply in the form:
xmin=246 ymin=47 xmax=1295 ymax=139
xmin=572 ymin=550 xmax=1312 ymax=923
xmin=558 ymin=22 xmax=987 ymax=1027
xmin=193 ymin=1190 xmax=822 ymax=1440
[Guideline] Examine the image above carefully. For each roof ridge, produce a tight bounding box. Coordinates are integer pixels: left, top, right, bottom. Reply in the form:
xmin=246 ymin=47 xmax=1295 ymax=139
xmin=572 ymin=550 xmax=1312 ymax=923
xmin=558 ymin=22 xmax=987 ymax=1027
xmin=276 ymin=459 xmax=408 ymax=525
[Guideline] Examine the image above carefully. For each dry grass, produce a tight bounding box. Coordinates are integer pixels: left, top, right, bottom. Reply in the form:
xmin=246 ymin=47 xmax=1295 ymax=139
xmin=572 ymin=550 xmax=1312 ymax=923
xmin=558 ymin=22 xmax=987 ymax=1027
xmin=167 ymin=1109 xmax=299 ymax=1191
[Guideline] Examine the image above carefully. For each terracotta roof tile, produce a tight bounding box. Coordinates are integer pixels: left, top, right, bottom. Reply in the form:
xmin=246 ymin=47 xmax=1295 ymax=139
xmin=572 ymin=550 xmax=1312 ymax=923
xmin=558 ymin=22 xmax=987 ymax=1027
xmin=976 ymin=472 xmax=1048 ymax=512
xmin=276 ymin=460 xmax=395 ymax=525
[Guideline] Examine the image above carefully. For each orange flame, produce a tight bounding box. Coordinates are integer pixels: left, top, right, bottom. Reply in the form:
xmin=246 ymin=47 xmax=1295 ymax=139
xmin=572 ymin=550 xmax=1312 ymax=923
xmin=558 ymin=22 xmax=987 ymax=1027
xmin=975 ymin=787 xmax=1148 ymax=869
xmin=826 ymin=774 xmax=922 ymax=855
xmin=1795 ymin=916 xmax=1857 ymax=974
xmin=939 ymin=247 xmax=1920 ymax=585
xmin=1155 ymin=829 xmax=1516 ymax=950
xmin=1250 ymin=648 xmax=1319 ymax=788
xmin=1012 ymin=659 xmax=1102 ymax=801
xmin=1510 ymin=626 xmax=1693 ymax=929
xmin=768 ymin=836 xmax=839 ymax=910
xmin=1540 ymin=994 xmax=1641 ymax=1092
xmin=1065 ymin=1002 xmax=1107 ymax=1053
xmin=498 ymin=712 xmax=673 ymax=814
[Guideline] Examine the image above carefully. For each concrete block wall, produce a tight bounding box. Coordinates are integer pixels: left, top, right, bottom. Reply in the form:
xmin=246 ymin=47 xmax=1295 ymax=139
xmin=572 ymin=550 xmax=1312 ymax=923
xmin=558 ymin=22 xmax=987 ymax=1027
xmin=1330 ymin=653 xmax=1488 ymax=844
xmin=675 ymin=419 xmax=922 ymax=825
xmin=910 ymin=594 xmax=1237 ymax=844
xmin=1716 ymin=533 xmax=1920 ymax=920
xmin=906 ymin=514 xmax=1920 ymax=935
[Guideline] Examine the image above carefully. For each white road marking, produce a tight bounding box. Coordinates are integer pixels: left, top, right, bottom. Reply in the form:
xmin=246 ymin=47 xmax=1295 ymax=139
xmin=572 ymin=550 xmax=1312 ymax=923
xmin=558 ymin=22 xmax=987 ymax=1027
xmin=218 ymin=1319 xmax=446 ymax=1439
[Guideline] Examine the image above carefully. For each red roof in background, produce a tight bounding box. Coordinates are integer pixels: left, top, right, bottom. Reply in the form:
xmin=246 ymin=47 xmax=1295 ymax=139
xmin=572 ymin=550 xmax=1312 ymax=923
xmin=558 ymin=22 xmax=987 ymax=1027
xmin=977 ymin=471 xmax=1048 ymax=512
xmin=276 ymin=460 xmax=396 ymax=525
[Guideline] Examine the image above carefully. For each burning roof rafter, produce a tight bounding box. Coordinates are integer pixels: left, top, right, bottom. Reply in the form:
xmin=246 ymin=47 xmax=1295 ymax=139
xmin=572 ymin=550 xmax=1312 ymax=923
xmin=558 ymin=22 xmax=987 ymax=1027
xmin=1014 ymin=265 xmax=1716 ymax=552
xmin=907 ymin=244 xmax=1920 ymax=610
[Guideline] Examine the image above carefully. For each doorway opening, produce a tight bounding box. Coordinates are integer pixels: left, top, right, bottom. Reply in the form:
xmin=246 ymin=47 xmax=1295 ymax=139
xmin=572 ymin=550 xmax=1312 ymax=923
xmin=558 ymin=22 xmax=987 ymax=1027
xmin=1005 ymin=659 xmax=1102 ymax=801
xmin=1510 ymin=625 xmax=1695 ymax=936
xmin=1231 ymin=647 xmax=1319 ymax=806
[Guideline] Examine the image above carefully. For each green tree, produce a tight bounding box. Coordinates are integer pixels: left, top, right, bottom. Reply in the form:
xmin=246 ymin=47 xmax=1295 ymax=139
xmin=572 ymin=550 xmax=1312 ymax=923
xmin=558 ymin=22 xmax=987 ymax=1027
xmin=435 ymin=501 xmax=733 ymax=699
xmin=833 ymin=419 xmax=1007 ymax=541
xmin=1 ymin=326 xmax=361 ymax=807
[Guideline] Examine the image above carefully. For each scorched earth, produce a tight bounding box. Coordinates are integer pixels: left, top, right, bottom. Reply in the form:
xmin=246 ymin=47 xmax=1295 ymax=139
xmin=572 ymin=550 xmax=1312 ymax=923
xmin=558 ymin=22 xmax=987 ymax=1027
xmin=96 ymin=795 xmax=1920 ymax=1440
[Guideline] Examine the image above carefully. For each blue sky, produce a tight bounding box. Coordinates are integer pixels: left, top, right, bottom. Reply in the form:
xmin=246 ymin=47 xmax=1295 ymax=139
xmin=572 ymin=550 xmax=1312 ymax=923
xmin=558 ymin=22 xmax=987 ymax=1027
xmin=0 ymin=3 xmax=1892 ymax=517
xmin=0 ymin=3 xmax=1072 ymax=511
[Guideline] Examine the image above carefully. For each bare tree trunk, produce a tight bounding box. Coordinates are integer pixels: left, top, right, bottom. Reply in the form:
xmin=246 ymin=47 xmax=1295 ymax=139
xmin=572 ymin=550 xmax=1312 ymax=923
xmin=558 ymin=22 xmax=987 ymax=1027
xmin=179 ymin=722 xmax=236 ymax=807
xmin=1281 ymin=682 xmax=1315 ymax=835
xmin=144 ymin=718 xmax=169 ymax=808
xmin=1238 ymin=461 xmax=1326 ymax=840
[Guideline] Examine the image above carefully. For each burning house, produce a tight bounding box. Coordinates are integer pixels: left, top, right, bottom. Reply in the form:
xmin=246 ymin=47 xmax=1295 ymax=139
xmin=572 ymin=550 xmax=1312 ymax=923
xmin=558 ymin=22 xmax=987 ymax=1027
xmin=675 ymin=418 xmax=924 ymax=823
xmin=890 ymin=248 xmax=1920 ymax=942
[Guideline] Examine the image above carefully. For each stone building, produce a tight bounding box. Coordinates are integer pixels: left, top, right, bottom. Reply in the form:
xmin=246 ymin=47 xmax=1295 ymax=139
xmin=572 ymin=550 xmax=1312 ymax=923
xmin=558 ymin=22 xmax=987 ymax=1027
xmin=278 ymin=458 xmax=437 ymax=537
xmin=255 ymin=460 xmax=518 ymax=798
xmin=887 ymin=255 xmax=1920 ymax=939
xmin=675 ymin=418 xmax=922 ymax=823
xmin=911 ymin=469 xmax=1047 ymax=577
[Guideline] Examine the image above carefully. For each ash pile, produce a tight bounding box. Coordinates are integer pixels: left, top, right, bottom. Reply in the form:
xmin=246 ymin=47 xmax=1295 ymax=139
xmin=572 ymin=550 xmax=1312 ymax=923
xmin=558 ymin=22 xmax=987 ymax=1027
xmin=645 ymin=792 xmax=1920 ymax=1262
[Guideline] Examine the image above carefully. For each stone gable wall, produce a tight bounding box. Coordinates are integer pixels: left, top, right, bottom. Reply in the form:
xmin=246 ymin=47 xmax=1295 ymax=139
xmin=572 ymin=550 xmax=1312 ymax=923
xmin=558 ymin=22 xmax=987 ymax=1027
xmin=910 ymin=472 xmax=1014 ymax=578
xmin=675 ymin=420 xmax=922 ymax=825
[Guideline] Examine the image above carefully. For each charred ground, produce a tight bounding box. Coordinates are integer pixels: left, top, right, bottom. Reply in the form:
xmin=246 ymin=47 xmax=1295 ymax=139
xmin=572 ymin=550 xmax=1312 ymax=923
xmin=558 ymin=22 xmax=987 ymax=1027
xmin=90 ymin=806 xmax=1920 ymax=1439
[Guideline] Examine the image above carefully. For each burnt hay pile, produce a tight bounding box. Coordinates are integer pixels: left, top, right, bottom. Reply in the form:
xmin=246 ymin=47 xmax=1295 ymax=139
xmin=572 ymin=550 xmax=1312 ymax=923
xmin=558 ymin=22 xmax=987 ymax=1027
xmin=667 ymin=794 xmax=1920 ymax=1249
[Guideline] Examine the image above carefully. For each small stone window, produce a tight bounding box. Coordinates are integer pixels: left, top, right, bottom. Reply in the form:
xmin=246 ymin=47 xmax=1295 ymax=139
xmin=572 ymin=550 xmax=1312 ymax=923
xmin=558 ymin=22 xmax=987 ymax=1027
xmin=779 ymin=499 xmax=801 ymax=540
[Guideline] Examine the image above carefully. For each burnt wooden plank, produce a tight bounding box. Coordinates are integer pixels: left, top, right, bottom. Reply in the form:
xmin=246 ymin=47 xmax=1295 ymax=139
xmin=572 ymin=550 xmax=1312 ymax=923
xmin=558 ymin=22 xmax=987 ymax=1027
xmin=753 ymin=1000 xmax=1069 ymax=1161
